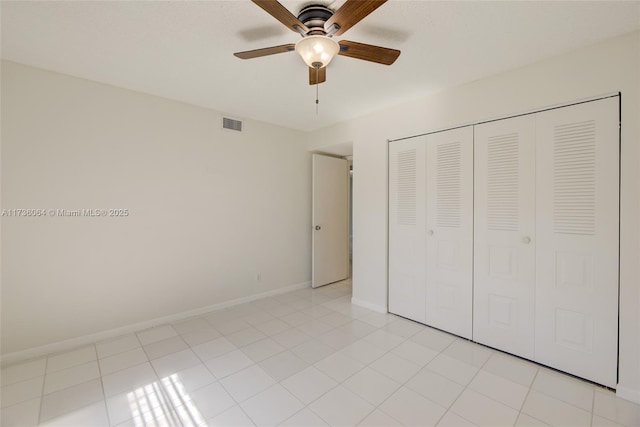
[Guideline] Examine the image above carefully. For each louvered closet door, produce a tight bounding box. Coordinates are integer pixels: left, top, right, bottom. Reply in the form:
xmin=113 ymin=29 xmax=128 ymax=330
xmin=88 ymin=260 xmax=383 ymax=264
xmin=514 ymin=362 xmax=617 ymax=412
xmin=425 ymin=127 xmax=473 ymax=338
xmin=389 ymin=136 xmax=427 ymax=322
xmin=535 ymin=97 xmax=619 ymax=388
xmin=474 ymin=115 xmax=536 ymax=359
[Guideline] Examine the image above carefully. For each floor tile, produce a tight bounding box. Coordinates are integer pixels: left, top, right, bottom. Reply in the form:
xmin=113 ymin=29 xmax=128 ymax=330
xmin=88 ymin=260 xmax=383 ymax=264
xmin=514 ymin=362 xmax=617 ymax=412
xmin=281 ymin=366 xmax=337 ymax=405
xmin=1 ymin=358 xmax=46 ymax=386
xmin=40 ymin=378 xmax=104 ymax=422
xmin=102 ymin=362 xmax=158 ymax=397
xmin=187 ymin=382 xmax=236 ymax=420
xmin=357 ymin=409 xmax=402 ymax=426
xmin=315 ymin=351 xmax=365 ymax=382
xmin=258 ymin=351 xmax=309 ymax=382
xmin=308 ymin=385 xmax=374 ymax=427
xmin=0 ymin=397 xmax=41 ymax=427
xmin=47 ymin=346 xmax=97 ymax=373
xmin=378 ymin=386 xmax=447 ymax=427
xmin=437 ymin=411 xmax=478 ymax=426
xmin=593 ymin=388 xmax=640 ymax=426
xmin=382 ymin=318 xmax=424 ymax=338
xmin=307 ymin=305 xmax=334 ymax=319
xmin=255 ymin=319 xmax=292 ymax=336
xmin=281 ymin=311 xmax=315 ymax=327
xmin=409 ymin=327 xmax=456 ymax=352
xmin=38 ymin=401 xmax=109 ymax=427
xmin=181 ymin=328 xmax=223 ymax=347
xmin=405 ymin=367 xmax=464 ymax=408
xmin=280 ymin=408 xmax=328 ymax=426
xmin=442 ymin=340 xmax=493 ymax=368
xmin=213 ymin=318 xmax=252 ymax=335
xmin=295 ymin=319 xmax=334 ymax=337
xmin=521 ymin=390 xmax=592 ymax=426
xmin=191 ymin=337 xmax=237 ymax=362
xmin=106 ymin=388 xmax=170 ymax=426
xmin=265 ymin=304 xmax=298 ymax=318
xmin=340 ymin=339 xmax=388 ymax=365
xmin=363 ymin=330 xmax=405 ymax=351
xmin=468 ymin=369 xmax=529 ymax=410
xmin=136 ymin=325 xmax=178 ymax=346
xmin=369 ymin=352 xmax=421 ymax=383
xmin=318 ymin=328 xmax=359 ymax=350
xmin=98 ymin=347 xmax=148 ymax=376
xmin=343 ymin=367 xmax=401 ymax=406
xmin=205 ymin=349 xmax=255 ymax=379
xmin=450 ymin=389 xmax=519 ymax=427
xmin=319 ymin=312 xmax=354 ymax=328
xmin=532 ymin=368 xmax=594 ymax=411
xmin=291 ymin=340 xmax=336 ymax=364
xmin=482 ymin=352 xmax=538 ymax=387
xmin=44 ymin=361 xmax=100 ymax=394
xmin=150 ymin=349 xmax=201 ymax=378
xmin=240 ymin=384 xmax=303 ymax=426
xmin=96 ymin=335 xmax=141 ymax=360
xmin=172 ymin=317 xmax=212 ymax=334
xmin=243 ymin=310 xmax=276 ymax=327
xmin=206 ymin=405 xmax=256 ymax=426
xmin=391 ymin=340 xmax=439 ymax=366
xmin=1 ymin=376 xmax=44 ymax=408
xmin=271 ymin=328 xmax=311 ymax=349
xmin=426 ymin=354 xmax=479 ymax=386
xmin=166 ymin=363 xmax=216 ymax=393
xmin=241 ymin=338 xmax=286 ymax=362
xmin=515 ymin=413 xmax=551 ymax=426
xmin=338 ymin=320 xmax=378 ymax=339
xmin=227 ymin=327 xmax=268 ymax=348
xmin=219 ymin=365 xmax=277 ymax=402
xmin=143 ymin=336 xmax=188 ymax=360
xmin=592 ymin=414 xmax=625 ymax=427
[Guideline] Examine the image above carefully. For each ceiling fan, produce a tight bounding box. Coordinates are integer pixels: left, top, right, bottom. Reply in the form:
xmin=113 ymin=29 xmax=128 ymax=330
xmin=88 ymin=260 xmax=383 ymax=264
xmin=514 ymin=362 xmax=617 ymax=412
xmin=234 ymin=0 xmax=401 ymax=85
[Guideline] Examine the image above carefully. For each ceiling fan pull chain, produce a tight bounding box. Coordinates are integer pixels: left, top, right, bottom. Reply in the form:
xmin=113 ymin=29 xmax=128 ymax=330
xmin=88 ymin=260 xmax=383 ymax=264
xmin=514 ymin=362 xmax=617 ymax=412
xmin=315 ymin=65 xmax=320 ymax=115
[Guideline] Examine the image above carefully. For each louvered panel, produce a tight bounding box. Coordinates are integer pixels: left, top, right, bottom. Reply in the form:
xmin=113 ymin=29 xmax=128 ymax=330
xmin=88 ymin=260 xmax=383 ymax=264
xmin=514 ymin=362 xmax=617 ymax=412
xmin=397 ymin=149 xmax=417 ymax=226
xmin=553 ymin=120 xmax=596 ymax=235
xmin=487 ymin=133 xmax=519 ymax=231
xmin=436 ymin=142 xmax=461 ymax=228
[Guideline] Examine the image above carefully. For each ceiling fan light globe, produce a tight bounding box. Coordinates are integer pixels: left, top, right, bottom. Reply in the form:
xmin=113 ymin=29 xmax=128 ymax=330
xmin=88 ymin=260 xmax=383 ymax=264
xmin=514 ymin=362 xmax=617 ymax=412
xmin=295 ymin=35 xmax=339 ymax=68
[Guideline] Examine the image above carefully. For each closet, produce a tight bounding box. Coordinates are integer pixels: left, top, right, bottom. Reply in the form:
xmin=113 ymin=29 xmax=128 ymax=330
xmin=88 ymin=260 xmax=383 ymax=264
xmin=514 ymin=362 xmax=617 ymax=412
xmin=389 ymin=96 xmax=620 ymax=388
xmin=389 ymin=126 xmax=474 ymax=339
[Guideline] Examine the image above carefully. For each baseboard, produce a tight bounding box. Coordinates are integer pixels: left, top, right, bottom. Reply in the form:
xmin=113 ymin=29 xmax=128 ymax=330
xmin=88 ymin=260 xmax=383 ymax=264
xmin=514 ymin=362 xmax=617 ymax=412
xmin=1 ymin=281 xmax=311 ymax=367
xmin=616 ymin=384 xmax=640 ymax=404
xmin=351 ymin=297 xmax=387 ymax=314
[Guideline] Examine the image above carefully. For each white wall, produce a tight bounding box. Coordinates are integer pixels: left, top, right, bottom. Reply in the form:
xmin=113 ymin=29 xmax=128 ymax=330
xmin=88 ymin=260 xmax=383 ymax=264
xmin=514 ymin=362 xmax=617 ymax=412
xmin=1 ymin=61 xmax=311 ymax=357
xmin=309 ymin=31 xmax=640 ymax=402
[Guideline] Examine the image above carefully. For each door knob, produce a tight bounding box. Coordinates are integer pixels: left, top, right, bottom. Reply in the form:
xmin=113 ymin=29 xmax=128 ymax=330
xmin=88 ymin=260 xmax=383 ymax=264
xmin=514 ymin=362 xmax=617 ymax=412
xmin=427 ymin=229 xmax=434 ymax=236
xmin=522 ymin=236 xmax=531 ymax=244
xmin=315 ymin=225 xmax=321 ymax=231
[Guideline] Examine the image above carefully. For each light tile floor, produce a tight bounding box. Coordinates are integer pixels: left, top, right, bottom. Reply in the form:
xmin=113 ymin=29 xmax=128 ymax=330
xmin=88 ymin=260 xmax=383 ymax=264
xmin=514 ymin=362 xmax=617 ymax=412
xmin=2 ymin=279 xmax=640 ymax=427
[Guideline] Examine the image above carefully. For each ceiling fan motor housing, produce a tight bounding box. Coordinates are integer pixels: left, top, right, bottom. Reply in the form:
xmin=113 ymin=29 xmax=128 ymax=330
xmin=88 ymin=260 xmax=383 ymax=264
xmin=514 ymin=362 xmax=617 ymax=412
xmin=297 ymin=4 xmax=334 ymax=36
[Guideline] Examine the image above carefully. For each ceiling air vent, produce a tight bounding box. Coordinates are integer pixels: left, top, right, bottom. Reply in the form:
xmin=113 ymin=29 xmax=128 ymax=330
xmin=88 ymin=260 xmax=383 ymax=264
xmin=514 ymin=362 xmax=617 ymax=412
xmin=222 ymin=117 xmax=243 ymax=132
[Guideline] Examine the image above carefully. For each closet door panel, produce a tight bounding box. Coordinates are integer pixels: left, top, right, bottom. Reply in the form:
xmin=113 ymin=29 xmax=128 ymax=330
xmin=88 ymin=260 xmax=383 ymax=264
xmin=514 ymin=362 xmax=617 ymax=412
xmin=474 ymin=115 xmax=536 ymax=359
xmin=425 ymin=127 xmax=474 ymax=338
xmin=389 ymin=136 xmax=427 ymax=323
xmin=535 ymin=97 xmax=619 ymax=388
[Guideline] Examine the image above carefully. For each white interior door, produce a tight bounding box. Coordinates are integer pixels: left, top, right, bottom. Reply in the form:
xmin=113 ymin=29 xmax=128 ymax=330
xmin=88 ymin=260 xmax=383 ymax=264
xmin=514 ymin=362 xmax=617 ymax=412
xmin=388 ymin=137 xmax=427 ymax=322
xmin=425 ymin=127 xmax=474 ymax=338
xmin=534 ymin=97 xmax=619 ymax=388
xmin=312 ymin=154 xmax=349 ymax=288
xmin=473 ymin=115 xmax=536 ymax=359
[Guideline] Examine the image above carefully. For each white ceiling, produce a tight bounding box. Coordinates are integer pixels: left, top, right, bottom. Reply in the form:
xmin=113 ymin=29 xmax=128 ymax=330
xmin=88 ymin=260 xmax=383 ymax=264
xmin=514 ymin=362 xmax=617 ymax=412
xmin=2 ymin=1 xmax=639 ymax=132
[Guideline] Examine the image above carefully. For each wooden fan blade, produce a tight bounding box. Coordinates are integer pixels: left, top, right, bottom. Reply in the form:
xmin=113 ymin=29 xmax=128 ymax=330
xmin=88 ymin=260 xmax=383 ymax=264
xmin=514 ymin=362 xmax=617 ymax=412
xmin=234 ymin=44 xmax=296 ymax=59
xmin=325 ymin=0 xmax=387 ymax=36
xmin=338 ymin=40 xmax=400 ymax=65
xmin=309 ymin=67 xmax=327 ymax=85
xmin=251 ymin=0 xmax=309 ymax=34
